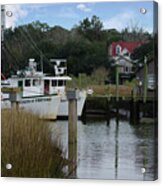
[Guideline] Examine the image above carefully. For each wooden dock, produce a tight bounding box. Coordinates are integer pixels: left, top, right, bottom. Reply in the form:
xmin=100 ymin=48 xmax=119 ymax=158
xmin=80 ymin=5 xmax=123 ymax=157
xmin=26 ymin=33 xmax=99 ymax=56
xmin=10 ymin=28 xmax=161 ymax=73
xmin=83 ymin=94 xmax=158 ymax=125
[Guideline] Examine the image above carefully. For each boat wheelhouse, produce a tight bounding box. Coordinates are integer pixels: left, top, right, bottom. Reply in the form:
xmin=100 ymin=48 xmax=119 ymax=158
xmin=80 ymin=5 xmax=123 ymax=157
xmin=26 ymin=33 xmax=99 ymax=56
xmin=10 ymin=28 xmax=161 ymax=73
xmin=1 ymin=59 xmax=60 ymax=120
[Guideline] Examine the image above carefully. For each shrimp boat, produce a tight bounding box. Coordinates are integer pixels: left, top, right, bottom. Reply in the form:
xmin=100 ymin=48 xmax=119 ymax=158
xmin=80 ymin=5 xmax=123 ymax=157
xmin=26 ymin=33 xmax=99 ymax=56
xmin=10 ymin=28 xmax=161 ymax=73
xmin=1 ymin=59 xmax=60 ymax=120
xmin=1 ymin=58 xmax=87 ymax=119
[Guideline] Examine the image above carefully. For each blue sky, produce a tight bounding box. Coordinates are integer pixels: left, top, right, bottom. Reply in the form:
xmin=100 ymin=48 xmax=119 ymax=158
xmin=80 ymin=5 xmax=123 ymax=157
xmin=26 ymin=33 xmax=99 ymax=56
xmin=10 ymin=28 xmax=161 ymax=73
xmin=5 ymin=1 xmax=154 ymax=32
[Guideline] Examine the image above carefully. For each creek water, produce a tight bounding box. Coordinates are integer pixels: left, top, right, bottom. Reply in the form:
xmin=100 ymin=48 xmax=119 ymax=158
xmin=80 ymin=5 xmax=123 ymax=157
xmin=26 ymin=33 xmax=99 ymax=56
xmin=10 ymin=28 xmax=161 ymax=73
xmin=49 ymin=117 xmax=157 ymax=180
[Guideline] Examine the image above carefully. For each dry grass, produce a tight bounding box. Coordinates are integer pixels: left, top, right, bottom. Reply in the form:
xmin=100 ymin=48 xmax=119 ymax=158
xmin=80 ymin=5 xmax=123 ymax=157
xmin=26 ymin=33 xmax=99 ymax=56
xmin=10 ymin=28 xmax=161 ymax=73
xmin=66 ymin=73 xmax=133 ymax=97
xmin=1 ymin=109 xmax=68 ymax=178
xmin=91 ymin=85 xmax=133 ymax=97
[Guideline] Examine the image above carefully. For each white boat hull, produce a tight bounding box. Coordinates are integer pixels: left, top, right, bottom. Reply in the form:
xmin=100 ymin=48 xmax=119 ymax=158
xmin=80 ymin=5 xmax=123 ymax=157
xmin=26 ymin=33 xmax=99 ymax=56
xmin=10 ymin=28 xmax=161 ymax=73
xmin=1 ymin=94 xmax=60 ymax=120
xmin=58 ymin=90 xmax=86 ymax=117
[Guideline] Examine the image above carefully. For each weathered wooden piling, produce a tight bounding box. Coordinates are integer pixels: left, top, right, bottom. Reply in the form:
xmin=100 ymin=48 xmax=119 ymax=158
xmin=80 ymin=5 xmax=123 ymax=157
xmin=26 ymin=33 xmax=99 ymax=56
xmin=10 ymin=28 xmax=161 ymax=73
xmin=115 ymin=63 xmax=119 ymax=102
xmin=114 ymin=103 xmax=119 ymax=179
xmin=106 ymin=97 xmax=111 ymax=125
xmin=10 ymin=92 xmax=21 ymax=109
xmin=130 ymin=100 xmax=140 ymax=124
xmin=67 ymin=89 xmax=79 ymax=177
xmin=81 ymin=96 xmax=87 ymax=124
xmin=143 ymin=56 xmax=148 ymax=103
xmin=1 ymin=87 xmax=21 ymax=109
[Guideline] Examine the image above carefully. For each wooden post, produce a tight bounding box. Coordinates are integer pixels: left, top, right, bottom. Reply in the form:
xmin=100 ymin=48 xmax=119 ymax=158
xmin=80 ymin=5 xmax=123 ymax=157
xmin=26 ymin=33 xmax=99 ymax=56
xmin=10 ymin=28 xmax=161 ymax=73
xmin=1 ymin=87 xmax=21 ymax=110
xmin=130 ymin=100 xmax=140 ymax=124
xmin=68 ymin=99 xmax=77 ymax=144
xmin=79 ymin=73 xmax=82 ymax=88
xmin=11 ymin=101 xmax=19 ymax=110
xmin=10 ymin=92 xmax=21 ymax=109
xmin=143 ymin=56 xmax=148 ymax=103
xmin=81 ymin=100 xmax=87 ymax=125
xmin=133 ymin=86 xmax=137 ymax=102
xmin=67 ymin=89 xmax=79 ymax=178
xmin=107 ymin=97 xmax=111 ymax=125
xmin=115 ymin=106 xmax=119 ymax=179
xmin=115 ymin=64 xmax=119 ymax=102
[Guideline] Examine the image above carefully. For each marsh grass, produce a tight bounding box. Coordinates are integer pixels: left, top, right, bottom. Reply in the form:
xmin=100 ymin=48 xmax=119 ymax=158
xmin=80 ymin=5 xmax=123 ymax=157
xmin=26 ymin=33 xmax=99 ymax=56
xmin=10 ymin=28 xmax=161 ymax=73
xmin=90 ymin=85 xmax=132 ymax=97
xmin=66 ymin=73 xmax=133 ymax=97
xmin=1 ymin=109 xmax=68 ymax=178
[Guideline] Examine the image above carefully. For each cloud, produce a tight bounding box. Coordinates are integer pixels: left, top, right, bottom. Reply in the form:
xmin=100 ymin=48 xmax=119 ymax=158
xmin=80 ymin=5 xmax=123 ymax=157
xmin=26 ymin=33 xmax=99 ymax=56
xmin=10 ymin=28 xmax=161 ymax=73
xmin=25 ymin=4 xmax=48 ymax=11
xmin=76 ymin=4 xmax=91 ymax=12
xmin=144 ymin=26 xmax=153 ymax=33
xmin=103 ymin=11 xmax=152 ymax=33
xmin=103 ymin=11 xmax=136 ymax=31
xmin=5 ymin=5 xmax=28 ymax=28
xmin=58 ymin=7 xmax=79 ymax=19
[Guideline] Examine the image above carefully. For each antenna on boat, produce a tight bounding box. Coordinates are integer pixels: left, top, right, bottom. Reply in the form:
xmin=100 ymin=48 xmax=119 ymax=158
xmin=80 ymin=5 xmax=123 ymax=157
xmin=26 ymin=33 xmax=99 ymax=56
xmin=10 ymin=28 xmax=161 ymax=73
xmin=50 ymin=59 xmax=67 ymax=76
xmin=40 ymin=52 xmax=44 ymax=73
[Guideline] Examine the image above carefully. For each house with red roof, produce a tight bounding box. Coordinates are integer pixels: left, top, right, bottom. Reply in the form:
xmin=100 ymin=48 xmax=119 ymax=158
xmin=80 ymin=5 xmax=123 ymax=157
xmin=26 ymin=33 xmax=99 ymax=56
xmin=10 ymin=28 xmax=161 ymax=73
xmin=109 ymin=41 xmax=143 ymax=57
xmin=108 ymin=41 xmax=143 ymax=83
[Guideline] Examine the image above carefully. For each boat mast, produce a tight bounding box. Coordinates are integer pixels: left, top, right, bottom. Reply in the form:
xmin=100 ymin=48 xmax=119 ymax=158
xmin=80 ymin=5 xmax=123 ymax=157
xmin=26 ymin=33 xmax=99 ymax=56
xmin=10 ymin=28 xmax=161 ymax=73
xmin=40 ymin=52 xmax=44 ymax=73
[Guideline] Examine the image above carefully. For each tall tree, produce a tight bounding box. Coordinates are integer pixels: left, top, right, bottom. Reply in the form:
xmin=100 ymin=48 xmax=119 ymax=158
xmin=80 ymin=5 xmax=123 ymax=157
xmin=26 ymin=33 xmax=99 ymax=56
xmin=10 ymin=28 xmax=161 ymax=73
xmin=76 ymin=15 xmax=104 ymax=41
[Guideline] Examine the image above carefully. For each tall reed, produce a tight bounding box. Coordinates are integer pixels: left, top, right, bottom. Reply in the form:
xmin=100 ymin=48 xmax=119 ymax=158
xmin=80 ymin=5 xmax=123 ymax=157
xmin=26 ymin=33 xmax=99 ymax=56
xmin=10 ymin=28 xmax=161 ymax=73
xmin=1 ymin=109 xmax=67 ymax=178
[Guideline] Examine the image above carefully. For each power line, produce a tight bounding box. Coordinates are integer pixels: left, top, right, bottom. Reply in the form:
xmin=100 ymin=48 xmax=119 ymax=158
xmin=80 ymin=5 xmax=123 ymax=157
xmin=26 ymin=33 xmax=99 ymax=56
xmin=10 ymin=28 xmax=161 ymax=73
xmin=3 ymin=6 xmax=55 ymax=76
xmin=20 ymin=26 xmax=54 ymax=69
xmin=2 ymin=43 xmax=20 ymax=71
xmin=13 ymin=7 xmax=54 ymax=68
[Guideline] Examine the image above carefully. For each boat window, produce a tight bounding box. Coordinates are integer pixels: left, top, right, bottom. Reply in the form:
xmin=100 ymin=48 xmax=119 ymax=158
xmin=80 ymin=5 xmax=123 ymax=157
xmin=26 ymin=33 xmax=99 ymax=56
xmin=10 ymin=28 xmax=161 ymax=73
xmin=33 ymin=79 xmax=39 ymax=86
xmin=58 ymin=80 xmax=63 ymax=87
xmin=18 ymin=80 xmax=23 ymax=87
xmin=25 ymin=79 xmax=31 ymax=87
xmin=52 ymin=80 xmax=57 ymax=87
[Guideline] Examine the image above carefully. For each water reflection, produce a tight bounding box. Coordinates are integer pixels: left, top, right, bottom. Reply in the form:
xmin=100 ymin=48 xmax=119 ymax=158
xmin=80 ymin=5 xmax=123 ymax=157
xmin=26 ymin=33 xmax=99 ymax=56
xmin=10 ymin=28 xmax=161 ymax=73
xmin=48 ymin=117 xmax=156 ymax=180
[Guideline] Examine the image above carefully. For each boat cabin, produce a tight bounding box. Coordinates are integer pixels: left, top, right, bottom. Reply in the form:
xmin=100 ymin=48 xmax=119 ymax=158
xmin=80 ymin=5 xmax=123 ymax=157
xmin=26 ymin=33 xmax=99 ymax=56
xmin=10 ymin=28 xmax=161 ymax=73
xmin=2 ymin=58 xmax=72 ymax=98
xmin=8 ymin=76 xmax=71 ymax=97
xmin=43 ymin=76 xmax=72 ymax=95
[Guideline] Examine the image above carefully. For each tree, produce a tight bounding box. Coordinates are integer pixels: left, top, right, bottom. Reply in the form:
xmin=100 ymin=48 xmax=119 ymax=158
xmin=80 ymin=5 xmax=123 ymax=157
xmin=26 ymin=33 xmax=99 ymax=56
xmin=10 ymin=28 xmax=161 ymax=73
xmin=91 ymin=66 xmax=109 ymax=85
xmin=106 ymin=29 xmax=122 ymax=46
xmin=121 ymin=25 xmax=151 ymax=42
xmin=130 ymin=40 xmax=154 ymax=63
xmin=76 ymin=15 xmax=104 ymax=41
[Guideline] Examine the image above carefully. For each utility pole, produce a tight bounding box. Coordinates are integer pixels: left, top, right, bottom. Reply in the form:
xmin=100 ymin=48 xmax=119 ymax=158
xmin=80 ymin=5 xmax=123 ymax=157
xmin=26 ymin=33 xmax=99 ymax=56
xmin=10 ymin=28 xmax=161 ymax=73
xmin=1 ymin=5 xmax=5 ymax=43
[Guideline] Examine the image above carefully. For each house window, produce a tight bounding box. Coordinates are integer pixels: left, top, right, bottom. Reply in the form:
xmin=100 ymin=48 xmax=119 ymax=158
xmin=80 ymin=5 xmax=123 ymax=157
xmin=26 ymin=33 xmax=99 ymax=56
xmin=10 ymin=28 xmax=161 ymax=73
xmin=116 ymin=45 xmax=121 ymax=55
xmin=131 ymin=67 xmax=135 ymax=72
xmin=122 ymin=48 xmax=129 ymax=56
xmin=52 ymin=80 xmax=57 ymax=87
xmin=25 ymin=79 xmax=31 ymax=87
xmin=125 ymin=66 xmax=129 ymax=73
xmin=124 ymin=52 xmax=129 ymax=56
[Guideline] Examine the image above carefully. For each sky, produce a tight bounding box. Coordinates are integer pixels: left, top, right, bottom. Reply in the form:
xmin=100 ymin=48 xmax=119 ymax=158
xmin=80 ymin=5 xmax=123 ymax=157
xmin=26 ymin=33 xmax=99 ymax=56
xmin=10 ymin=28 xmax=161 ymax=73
xmin=4 ymin=1 xmax=155 ymax=33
